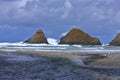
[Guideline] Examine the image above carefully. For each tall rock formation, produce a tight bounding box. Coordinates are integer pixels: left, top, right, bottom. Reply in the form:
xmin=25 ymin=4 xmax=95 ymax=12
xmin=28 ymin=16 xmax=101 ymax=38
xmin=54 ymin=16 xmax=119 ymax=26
xmin=24 ymin=29 xmax=48 ymax=44
xmin=110 ymin=33 xmax=120 ymax=46
xmin=59 ymin=28 xmax=101 ymax=45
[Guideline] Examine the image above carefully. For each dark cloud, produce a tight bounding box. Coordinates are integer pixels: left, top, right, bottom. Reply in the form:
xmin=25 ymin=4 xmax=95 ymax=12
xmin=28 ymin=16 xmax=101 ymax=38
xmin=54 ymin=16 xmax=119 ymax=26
xmin=0 ymin=0 xmax=120 ymax=43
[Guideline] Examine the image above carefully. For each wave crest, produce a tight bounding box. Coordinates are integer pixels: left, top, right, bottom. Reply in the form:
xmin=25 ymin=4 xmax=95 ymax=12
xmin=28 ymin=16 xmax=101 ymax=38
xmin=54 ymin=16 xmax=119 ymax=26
xmin=47 ymin=38 xmax=58 ymax=45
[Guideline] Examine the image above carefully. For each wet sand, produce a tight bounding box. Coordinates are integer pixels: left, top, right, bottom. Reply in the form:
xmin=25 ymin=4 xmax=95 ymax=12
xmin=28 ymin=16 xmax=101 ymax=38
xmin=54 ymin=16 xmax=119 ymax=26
xmin=90 ymin=52 xmax=120 ymax=68
xmin=0 ymin=50 xmax=120 ymax=80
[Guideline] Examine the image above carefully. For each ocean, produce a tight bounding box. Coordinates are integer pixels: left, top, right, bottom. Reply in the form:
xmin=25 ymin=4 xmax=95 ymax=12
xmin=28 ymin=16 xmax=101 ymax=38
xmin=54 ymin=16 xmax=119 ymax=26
xmin=0 ymin=42 xmax=120 ymax=52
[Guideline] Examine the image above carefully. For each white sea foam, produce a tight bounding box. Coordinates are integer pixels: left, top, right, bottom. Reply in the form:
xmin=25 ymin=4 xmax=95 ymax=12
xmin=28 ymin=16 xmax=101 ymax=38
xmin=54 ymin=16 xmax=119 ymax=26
xmin=102 ymin=43 xmax=109 ymax=46
xmin=0 ymin=41 xmax=120 ymax=51
xmin=61 ymin=31 xmax=68 ymax=37
xmin=0 ymin=42 xmax=70 ymax=51
xmin=82 ymin=47 xmax=99 ymax=50
xmin=73 ymin=45 xmax=82 ymax=48
xmin=47 ymin=38 xmax=58 ymax=45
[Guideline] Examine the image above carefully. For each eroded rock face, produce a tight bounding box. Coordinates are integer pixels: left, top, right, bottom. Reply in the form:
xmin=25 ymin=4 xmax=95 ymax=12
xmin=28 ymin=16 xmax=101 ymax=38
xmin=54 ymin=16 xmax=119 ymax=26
xmin=110 ymin=33 xmax=120 ymax=46
xmin=59 ymin=28 xmax=101 ymax=45
xmin=24 ymin=29 xmax=48 ymax=44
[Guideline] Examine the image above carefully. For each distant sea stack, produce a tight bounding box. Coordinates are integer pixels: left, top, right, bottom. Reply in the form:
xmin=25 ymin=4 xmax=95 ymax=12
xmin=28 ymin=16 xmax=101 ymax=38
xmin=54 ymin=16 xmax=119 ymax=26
xmin=59 ymin=28 xmax=101 ymax=45
xmin=24 ymin=29 xmax=48 ymax=44
xmin=110 ymin=33 xmax=120 ymax=46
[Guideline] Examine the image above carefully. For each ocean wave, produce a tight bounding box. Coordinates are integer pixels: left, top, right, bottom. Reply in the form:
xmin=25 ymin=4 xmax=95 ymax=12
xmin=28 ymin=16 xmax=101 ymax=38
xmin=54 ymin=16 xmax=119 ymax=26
xmin=0 ymin=42 xmax=120 ymax=51
xmin=73 ymin=45 xmax=82 ymax=48
xmin=47 ymin=38 xmax=58 ymax=45
xmin=102 ymin=43 xmax=109 ymax=46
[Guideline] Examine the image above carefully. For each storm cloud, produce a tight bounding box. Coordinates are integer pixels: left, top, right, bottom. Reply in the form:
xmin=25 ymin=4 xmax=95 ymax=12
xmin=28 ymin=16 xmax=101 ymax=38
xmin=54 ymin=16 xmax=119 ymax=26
xmin=0 ymin=0 xmax=120 ymax=43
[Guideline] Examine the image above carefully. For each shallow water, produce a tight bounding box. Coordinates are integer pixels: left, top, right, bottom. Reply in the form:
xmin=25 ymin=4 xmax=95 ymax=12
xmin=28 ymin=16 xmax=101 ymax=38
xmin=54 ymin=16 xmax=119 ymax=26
xmin=6 ymin=54 xmax=38 ymax=62
xmin=90 ymin=67 xmax=120 ymax=76
xmin=0 ymin=53 xmax=39 ymax=62
xmin=0 ymin=52 xmax=120 ymax=80
xmin=1 ymin=41 xmax=120 ymax=80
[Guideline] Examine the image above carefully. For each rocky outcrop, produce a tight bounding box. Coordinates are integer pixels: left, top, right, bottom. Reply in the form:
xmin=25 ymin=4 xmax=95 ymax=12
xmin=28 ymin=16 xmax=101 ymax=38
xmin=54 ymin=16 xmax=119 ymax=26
xmin=110 ymin=33 xmax=120 ymax=46
xmin=24 ymin=29 xmax=48 ymax=44
xmin=59 ymin=28 xmax=101 ymax=45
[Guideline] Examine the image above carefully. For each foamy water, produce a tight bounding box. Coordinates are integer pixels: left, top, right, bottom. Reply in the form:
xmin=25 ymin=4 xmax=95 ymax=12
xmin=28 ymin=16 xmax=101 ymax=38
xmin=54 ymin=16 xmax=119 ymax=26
xmin=0 ymin=42 xmax=120 ymax=52
xmin=0 ymin=38 xmax=120 ymax=52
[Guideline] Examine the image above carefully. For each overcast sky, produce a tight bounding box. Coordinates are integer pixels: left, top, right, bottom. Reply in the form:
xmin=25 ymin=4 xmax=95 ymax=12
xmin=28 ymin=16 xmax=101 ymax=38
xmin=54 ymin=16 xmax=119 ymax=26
xmin=0 ymin=0 xmax=120 ymax=43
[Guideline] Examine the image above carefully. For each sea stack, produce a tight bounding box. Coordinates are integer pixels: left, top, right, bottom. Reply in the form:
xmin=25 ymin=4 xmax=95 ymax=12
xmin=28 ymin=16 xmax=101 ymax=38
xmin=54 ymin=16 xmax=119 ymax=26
xmin=24 ymin=29 xmax=48 ymax=44
xmin=59 ymin=28 xmax=101 ymax=45
xmin=110 ymin=33 xmax=120 ymax=46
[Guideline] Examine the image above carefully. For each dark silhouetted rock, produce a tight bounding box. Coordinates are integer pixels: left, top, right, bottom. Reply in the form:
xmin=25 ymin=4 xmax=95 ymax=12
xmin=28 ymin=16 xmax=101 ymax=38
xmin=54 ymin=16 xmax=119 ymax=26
xmin=110 ymin=33 xmax=120 ymax=46
xmin=59 ymin=28 xmax=101 ymax=45
xmin=24 ymin=29 xmax=48 ymax=44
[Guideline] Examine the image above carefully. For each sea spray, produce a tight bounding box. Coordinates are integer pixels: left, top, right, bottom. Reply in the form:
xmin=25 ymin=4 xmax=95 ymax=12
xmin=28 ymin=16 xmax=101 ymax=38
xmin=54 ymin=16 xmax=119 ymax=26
xmin=47 ymin=38 xmax=58 ymax=45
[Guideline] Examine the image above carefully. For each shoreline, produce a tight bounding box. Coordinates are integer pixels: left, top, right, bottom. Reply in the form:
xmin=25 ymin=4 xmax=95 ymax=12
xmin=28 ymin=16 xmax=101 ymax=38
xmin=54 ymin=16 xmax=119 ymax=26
xmin=1 ymin=50 xmax=119 ymax=68
xmin=1 ymin=50 xmax=120 ymax=69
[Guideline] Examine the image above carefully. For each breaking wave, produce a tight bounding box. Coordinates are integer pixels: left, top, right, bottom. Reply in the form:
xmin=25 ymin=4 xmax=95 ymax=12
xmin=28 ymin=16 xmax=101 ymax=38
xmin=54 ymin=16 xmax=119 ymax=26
xmin=47 ymin=38 xmax=58 ymax=45
xmin=0 ymin=39 xmax=120 ymax=51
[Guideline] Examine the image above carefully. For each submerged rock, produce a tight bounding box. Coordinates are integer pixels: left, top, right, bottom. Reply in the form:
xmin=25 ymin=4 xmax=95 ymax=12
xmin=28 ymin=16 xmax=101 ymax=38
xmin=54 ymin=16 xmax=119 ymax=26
xmin=24 ymin=29 xmax=48 ymax=44
xmin=59 ymin=28 xmax=101 ymax=45
xmin=110 ymin=33 xmax=120 ymax=46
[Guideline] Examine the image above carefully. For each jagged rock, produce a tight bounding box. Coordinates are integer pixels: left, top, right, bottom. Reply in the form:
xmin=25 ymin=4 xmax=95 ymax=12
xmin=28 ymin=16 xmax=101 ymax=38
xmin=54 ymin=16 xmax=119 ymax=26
xmin=110 ymin=33 xmax=120 ymax=46
xmin=59 ymin=28 xmax=101 ymax=45
xmin=24 ymin=29 xmax=48 ymax=44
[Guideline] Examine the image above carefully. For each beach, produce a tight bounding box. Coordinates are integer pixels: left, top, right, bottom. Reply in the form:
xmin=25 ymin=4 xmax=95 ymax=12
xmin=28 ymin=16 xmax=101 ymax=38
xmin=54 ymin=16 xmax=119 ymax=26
xmin=0 ymin=50 xmax=120 ymax=80
xmin=0 ymin=0 xmax=120 ymax=79
xmin=90 ymin=52 xmax=120 ymax=68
